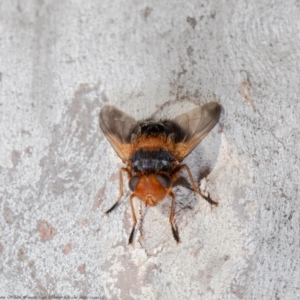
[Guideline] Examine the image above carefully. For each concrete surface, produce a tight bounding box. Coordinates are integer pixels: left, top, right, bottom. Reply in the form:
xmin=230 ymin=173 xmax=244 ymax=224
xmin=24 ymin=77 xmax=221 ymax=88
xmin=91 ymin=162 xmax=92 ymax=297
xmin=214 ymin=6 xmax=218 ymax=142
xmin=0 ymin=0 xmax=300 ymax=299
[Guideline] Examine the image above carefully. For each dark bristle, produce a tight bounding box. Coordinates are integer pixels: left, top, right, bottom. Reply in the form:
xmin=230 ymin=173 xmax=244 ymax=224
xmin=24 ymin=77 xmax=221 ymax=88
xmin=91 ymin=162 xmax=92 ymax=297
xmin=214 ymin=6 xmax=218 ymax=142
xmin=171 ymin=225 xmax=181 ymax=243
xmin=202 ymin=194 xmax=218 ymax=206
xmin=105 ymin=202 xmax=119 ymax=214
xmin=128 ymin=228 xmax=135 ymax=244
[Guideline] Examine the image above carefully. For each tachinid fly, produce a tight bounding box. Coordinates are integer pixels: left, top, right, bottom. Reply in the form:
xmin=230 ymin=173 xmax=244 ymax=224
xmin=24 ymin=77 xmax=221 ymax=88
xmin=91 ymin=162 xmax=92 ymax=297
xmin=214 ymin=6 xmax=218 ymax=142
xmin=99 ymin=102 xmax=221 ymax=244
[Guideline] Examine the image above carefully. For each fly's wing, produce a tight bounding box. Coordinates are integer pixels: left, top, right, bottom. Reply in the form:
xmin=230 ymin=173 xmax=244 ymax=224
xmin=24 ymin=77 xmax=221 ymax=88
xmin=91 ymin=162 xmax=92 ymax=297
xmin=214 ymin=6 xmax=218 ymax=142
xmin=173 ymin=102 xmax=221 ymax=161
xmin=99 ymin=106 xmax=136 ymax=162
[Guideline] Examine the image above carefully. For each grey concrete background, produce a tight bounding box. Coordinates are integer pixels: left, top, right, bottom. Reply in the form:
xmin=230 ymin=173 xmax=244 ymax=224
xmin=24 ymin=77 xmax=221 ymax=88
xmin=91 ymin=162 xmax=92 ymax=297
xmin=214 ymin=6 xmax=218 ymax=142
xmin=0 ymin=0 xmax=299 ymax=299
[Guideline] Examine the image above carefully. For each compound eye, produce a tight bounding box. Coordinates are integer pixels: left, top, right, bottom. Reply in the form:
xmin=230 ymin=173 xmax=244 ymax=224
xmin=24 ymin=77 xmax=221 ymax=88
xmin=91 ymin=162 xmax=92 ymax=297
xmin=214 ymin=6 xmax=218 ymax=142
xmin=129 ymin=176 xmax=140 ymax=191
xmin=156 ymin=174 xmax=172 ymax=189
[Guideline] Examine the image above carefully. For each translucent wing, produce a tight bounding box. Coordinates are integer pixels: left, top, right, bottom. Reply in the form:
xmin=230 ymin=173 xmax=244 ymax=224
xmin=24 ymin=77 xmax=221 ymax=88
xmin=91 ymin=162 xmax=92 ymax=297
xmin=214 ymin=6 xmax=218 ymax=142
xmin=174 ymin=102 xmax=221 ymax=161
xmin=99 ymin=106 xmax=136 ymax=162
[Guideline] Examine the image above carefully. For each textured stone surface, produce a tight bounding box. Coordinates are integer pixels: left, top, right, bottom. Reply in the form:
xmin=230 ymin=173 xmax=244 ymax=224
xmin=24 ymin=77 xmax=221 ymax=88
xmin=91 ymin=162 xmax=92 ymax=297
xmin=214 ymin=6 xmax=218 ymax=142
xmin=1 ymin=0 xmax=299 ymax=298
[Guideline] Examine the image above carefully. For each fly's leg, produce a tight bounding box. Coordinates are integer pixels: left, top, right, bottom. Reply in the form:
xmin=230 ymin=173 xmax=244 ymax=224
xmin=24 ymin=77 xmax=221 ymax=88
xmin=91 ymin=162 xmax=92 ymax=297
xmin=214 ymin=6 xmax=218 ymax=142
xmin=179 ymin=164 xmax=218 ymax=206
xmin=105 ymin=167 xmax=129 ymax=214
xmin=169 ymin=192 xmax=180 ymax=243
xmin=128 ymin=193 xmax=137 ymax=244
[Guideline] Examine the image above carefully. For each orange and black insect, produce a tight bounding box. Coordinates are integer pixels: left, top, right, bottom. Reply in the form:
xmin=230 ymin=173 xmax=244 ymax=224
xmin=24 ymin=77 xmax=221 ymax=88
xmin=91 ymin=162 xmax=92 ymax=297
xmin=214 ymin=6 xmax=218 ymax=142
xmin=99 ymin=102 xmax=221 ymax=244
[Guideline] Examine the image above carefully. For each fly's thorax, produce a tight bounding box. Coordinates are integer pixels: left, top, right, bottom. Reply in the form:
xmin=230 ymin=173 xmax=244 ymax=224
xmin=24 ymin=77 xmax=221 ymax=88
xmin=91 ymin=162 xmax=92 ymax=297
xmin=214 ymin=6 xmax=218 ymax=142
xmin=130 ymin=148 xmax=175 ymax=174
